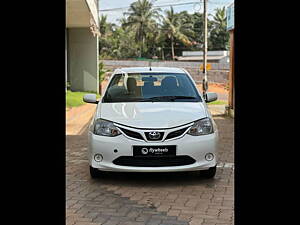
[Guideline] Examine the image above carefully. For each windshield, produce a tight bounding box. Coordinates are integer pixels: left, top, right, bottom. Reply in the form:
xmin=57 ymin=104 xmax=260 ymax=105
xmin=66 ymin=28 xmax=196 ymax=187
xmin=102 ymin=72 xmax=202 ymax=103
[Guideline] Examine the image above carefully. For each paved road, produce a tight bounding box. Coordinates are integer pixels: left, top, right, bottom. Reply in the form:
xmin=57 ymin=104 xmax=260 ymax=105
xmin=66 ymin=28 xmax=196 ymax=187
xmin=215 ymin=93 xmax=228 ymax=101
xmin=66 ymin=111 xmax=234 ymax=225
xmin=66 ymin=104 xmax=97 ymax=135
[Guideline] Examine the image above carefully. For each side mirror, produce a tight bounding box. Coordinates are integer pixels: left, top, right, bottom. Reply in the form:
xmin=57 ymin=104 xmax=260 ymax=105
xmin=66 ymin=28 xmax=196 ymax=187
xmin=83 ymin=94 xmax=98 ymax=104
xmin=205 ymin=92 xmax=218 ymax=103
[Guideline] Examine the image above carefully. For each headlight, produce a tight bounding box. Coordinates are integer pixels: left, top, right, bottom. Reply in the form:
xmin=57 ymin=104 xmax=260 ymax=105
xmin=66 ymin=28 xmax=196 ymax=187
xmin=92 ymin=119 xmax=121 ymax=137
xmin=188 ymin=118 xmax=214 ymax=136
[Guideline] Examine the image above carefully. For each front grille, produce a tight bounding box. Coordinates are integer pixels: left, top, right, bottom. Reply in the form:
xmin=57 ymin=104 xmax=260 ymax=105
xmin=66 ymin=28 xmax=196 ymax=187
xmin=113 ymin=155 xmax=196 ymax=167
xmin=165 ymin=127 xmax=188 ymax=140
xmin=119 ymin=128 xmax=144 ymax=140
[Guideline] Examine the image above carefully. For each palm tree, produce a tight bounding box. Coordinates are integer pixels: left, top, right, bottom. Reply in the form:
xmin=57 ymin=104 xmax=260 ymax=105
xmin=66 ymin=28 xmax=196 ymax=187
xmin=99 ymin=15 xmax=108 ymax=36
xmin=162 ymin=7 xmax=192 ymax=60
xmin=118 ymin=17 xmax=128 ymax=30
xmin=209 ymin=7 xmax=229 ymax=50
xmin=99 ymin=15 xmax=116 ymax=37
xmin=213 ymin=7 xmax=227 ymax=28
xmin=123 ymin=0 xmax=160 ymax=57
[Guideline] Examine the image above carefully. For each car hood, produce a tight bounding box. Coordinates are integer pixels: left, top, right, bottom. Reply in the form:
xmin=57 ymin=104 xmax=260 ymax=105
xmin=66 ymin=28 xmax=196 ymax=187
xmin=98 ymin=102 xmax=208 ymax=129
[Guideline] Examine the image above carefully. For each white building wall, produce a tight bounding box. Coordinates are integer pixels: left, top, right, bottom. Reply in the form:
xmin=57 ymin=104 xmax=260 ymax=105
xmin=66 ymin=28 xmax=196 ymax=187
xmin=68 ymin=28 xmax=99 ymax=93
xmin=85 ymin=0 xmax=99 ymax=27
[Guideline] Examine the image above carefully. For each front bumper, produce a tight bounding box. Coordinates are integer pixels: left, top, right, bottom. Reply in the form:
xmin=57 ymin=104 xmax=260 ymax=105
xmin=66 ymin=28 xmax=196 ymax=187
xmin=88 ymin=130 xmax=218 ymax=172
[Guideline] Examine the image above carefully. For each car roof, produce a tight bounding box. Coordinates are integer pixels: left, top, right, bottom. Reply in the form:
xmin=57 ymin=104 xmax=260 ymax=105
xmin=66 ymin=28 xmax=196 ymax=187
xmin=114 ymin=67 xmax=186 ymax=74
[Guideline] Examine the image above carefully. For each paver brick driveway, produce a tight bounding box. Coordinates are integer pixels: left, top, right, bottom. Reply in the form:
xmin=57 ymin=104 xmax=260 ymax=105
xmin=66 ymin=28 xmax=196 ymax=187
xmin=66 ymin=115 xmax=234 ymax=225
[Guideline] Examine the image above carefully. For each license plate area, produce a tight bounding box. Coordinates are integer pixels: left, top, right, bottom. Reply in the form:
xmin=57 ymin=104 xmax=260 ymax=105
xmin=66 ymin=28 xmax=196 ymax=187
xmin=133 ymin=145 xmax=176 ymax=157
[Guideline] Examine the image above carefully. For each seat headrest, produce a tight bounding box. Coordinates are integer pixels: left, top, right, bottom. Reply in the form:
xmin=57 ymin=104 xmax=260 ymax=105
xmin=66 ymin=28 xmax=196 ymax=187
xmin=127 ymin=77 xmax=137 ymax=92
xmin=161 ymin=76 xmax=178 ymax=89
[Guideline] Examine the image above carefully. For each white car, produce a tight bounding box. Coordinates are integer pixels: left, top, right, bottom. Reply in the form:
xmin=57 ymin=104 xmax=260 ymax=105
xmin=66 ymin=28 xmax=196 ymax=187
xmin=83 ymin=67 xmax=219 ymax=178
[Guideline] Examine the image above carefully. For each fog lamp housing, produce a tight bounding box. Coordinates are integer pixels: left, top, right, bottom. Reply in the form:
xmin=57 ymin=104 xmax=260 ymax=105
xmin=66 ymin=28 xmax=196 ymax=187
xmin=94 ymin=154 xmax=103 ymax=162
xmin=205 ymin=153 xmax=214 ymax=161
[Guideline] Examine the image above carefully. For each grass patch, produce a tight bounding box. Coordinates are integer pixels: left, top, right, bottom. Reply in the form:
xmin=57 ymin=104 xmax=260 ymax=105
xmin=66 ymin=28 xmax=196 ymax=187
xmin=207 ymin=100 xmax=228 ymax=105
xmin=66 ymin=90 xmax=100 ymax=108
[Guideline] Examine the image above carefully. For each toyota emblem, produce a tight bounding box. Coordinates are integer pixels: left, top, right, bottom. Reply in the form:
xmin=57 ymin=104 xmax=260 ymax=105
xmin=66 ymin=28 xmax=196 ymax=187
xmin=148 ymin=131 xmax=161 ymax=140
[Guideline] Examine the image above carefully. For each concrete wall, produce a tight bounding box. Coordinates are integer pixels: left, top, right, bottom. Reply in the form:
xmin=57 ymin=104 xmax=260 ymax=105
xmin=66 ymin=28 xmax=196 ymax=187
xmin=68 ymin=28 xmax=99 ymax=93
xmin=101 ymin=60 xmax=229 ymax=84
xmin=182 ymin=51 xmax=229 ymax=56
xmin=85 ymin=0 xmax=99 ymax=27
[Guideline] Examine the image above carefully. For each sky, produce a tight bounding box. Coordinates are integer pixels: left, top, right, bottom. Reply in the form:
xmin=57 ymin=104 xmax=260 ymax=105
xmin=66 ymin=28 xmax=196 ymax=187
xmin=99 ymin=0 xmax=234 ymax=25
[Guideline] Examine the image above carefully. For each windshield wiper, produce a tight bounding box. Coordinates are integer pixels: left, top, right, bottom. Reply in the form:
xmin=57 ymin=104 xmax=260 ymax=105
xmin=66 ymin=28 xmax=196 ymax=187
xmin=140 ymin=96 xmax=197 ymax=102
xmin=104 ymin=97 xmax=146 ymax=103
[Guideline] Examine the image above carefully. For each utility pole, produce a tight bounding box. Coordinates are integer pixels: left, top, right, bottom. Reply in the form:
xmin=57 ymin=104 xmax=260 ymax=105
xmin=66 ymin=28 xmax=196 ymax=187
xmin=202 ymin=0 xmax=208 ymax=100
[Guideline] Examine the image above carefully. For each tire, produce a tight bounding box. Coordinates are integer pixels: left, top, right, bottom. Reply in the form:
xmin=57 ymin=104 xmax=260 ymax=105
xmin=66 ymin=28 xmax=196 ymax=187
xmin=201 ymin=166 xmax=216 ymax=179
xmin=89 ymin=166 xmax=101 ymax=178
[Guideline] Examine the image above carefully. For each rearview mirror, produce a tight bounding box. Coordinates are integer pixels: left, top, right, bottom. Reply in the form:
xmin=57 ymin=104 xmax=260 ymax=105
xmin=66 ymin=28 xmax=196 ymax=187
xmin=205 ymin=92 xmax=218 ymax=103
xmin=142 ymin=77 xmax=158 ymax=82
xmin=83 ymin=94 xmax=98 ymax=104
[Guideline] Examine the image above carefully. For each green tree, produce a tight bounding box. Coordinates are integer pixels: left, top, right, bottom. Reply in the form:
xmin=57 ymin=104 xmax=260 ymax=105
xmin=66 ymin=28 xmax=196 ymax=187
xmin=209 ymin=7 xmax=229 ymax=50
xmin=213 ymin=7 xmax=227 ymax=28
xmin=162 ymin=7 xmax=193 ymax=60
xmin=98 ymin=61 xmax=109 ymax=94
xmin=98 ymin=4 xmax=230 ymax=59
xmin=190 ymin=12 xmax=214 ymax=51
xmin=123 ymin=0 xmax=160 ymax=57
xmin=99 ymin=15 xmax=116 ymax=57
xmin=99 ymin=15 xmax=108 ymax=35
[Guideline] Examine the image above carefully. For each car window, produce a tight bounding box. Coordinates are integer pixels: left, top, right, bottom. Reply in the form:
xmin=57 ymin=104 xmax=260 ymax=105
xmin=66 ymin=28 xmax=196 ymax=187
xmin=102 ymin=72 xmax=202 ymax=103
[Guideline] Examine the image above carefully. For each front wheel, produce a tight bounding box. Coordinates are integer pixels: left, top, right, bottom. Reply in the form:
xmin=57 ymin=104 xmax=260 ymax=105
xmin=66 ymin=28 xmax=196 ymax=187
xmin=201 ymin=166 xmax=216 ymax=179
xmin=89 ymin=166 xmax=101 ymax=178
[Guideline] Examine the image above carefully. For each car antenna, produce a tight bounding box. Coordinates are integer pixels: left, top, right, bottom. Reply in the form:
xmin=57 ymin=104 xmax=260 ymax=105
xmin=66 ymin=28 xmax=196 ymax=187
xmin=149 ymin=60 xmax=152 ymax=71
